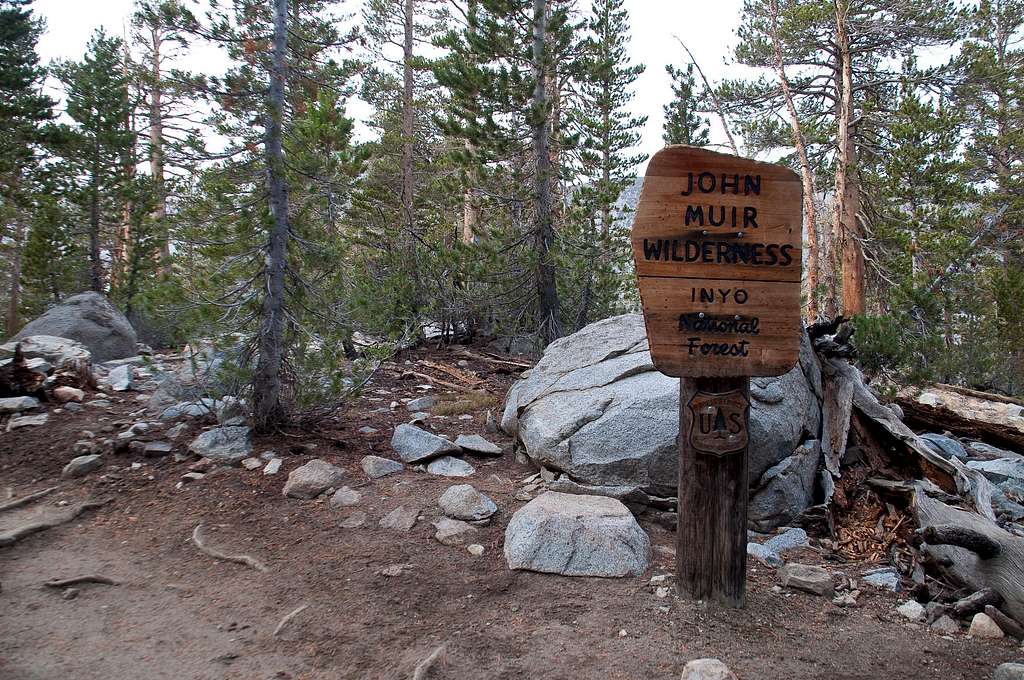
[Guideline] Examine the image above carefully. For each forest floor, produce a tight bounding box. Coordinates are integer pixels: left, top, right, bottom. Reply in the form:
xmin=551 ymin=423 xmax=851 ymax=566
xmin=0 ymin=344 xmax=1020 ymax=680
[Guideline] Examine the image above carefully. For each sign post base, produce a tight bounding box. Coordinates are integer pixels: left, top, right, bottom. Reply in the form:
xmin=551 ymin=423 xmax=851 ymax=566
xmin=677 ymin=376 xmax=750 ymax=608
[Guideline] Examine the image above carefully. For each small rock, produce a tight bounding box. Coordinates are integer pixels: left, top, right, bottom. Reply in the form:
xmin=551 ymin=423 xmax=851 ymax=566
xmin=438 ymin=484 xmax=497 ymax=521
xmin=455 ymin=434 xmax=502 ymax=457
xmin=6 ymin=413 xmax=48 ymax=430
xmin=679 ymin=658 xmax=737 ymax=680
xmin=779 ymin=563 xmax=834 ymax=596
xmin=72 ymin=440 xmax=96 ymax=455
xmin=427 ymin=456 xmax=475 ymax=477
xmin=166 ymin=422 xmax=188 ymax=439
xmin=994 ymin=663 xmax=1024 ymax=680
xmin=64 ymin=402 xmax=83 ymax=413
xmin=747 ymin=542 xmax=783 ymax=568
xmin=260 ymin=450 xmax=278 ymax=461
xmin=485 ymin=410 xmax=498 ymax=434
xmin=144 ymin=441 xmax=174 ymax=457
xmin=467 ymin=544 xmax=485 ymax=556
xmin=180 ymin=471 xmax=205 ymax=483
xmin=406 ymin=396 xmax=435 ymax=411
xmin=358 ymin=426 xmax=379 ymax=435
xmin=62 ymin=454 xmax=103 ymax=479
xmin=62 ymin=587 xmax=80 ymax=601
xmin=968 ymin=612 xmax=1004 ymax=638
xmin=391 ymin=423 xmax=460 ymax=463
xmin=361 ymin=455 xmax=403 ymax=479
xmin=282 ymin=459 xmax=345 ymax=499
xmin=930 ymin=615 xmax=959 ymax=635
xmin=240 ymin=457 xmax=263 ymax=471
xmin=862 ymin=566 xmax=901 ymax=592
xmin=650 ymin=574 xmax=671 ymax=585
xmin=433 ymin=518 xmax=479 ymax=546
xmin=215 ymin=396 xmax=247 ymax=426
xmin=330 ymin=486 xmax=361 ymax=508
xmin=457 ymin=359 xmax=469 ymax=368
xmin=0 ymin=395 xmax=41 ymax=414
xmin=53 ymin=387 xmax=85 ymax=403
xmin=340 ymin=511 xmax=367 ymax=529
xmin=105 ymin=364 xmax=133 ymax=391
xmin=263 ymin=458 xmax=282 ymax=476
xmin=188 ymin=426 xmax=252 ymax=463
xmin=190 ymin=457 xmax=215 ymax=472
xmin=897 ymin=600 xmax=926 ymax=622
xmin=408 ymin=411 xmax=430 ymax=424
xmin=379 ymin=505 xmax=419 ymax=531
xmin=764 ymin=527 xmax=808 ymax=553
xmin=655 ymin=586 xmax=670 ymax=598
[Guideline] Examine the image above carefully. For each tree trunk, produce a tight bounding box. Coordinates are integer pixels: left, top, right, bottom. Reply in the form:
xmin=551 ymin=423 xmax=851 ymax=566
xmin=532 ymin=0 xmax=560 ymax=345
xmin=89 ymin=148 xmax=103 ymax=294
xmin=149 ymin=24 xmax=169 ymax=270
xmin=833 ymin=0 xmax=864 ymax=317
xmin=769 ymin=0 xmax=819 ymax=322
xmin=6 ymin=220 xmax=25 ymax=334
xmin=401 ymin=0 xmax=419 ymax=311
xmin=460 ymin=0 xmax=480 ymax=246
xmin=252 ymin=0 xmax=291 ymax=431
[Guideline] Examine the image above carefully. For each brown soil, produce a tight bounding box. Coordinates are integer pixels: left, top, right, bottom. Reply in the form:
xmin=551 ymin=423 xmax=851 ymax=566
xmin=0 ymin=345 xmax=1019 ymax=680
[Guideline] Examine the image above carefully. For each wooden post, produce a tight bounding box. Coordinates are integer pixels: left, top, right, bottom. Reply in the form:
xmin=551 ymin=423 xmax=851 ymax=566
xmin=677 ymin=376 xmax=750 ymax=608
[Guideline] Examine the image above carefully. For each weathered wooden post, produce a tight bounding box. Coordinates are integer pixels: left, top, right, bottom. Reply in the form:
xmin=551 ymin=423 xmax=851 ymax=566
xmin=630 ymin=146 xmax=803 ymax=607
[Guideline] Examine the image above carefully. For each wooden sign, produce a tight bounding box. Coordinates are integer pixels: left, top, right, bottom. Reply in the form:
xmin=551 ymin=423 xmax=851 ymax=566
xmin=630 ymin=146 xmax=804 ymax=609
xmin=630 ymin=145 xmax=803 ymax=378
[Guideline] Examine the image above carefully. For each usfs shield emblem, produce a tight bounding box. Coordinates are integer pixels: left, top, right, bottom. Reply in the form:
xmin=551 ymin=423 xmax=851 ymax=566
xmin=686 ymin=389 xmax=750 ymax=456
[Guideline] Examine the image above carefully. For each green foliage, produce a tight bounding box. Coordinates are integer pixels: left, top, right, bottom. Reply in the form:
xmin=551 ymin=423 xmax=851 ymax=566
xmin=663 ymin=63 xmax=708 ymax=146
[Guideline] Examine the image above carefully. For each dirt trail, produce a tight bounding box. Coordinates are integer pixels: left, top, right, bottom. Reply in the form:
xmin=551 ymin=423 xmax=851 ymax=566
xmin=0 ymin=347 xmax=1019 ymax=679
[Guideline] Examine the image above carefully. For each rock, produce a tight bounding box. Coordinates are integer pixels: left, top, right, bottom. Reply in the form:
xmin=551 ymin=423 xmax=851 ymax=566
xmin=485 ymin=410 xmax=498 ymax=433
xmin=779 ymin=563 xmax=834 ymax=596
xmin=53 ymin=387 xmax=84 ymax=403
xmin=241 ymin=457 xmax=263 ymax=470
xmin=433 ymin=518 xmax=479 ymax=546
xmin=147 ymin=343 xmax=231 ymax=412
xmin=764 ymin=527 xmax=809 ymax=554
xmin=282 ymin=459 xmax=345 ymax=499
xmin=467 ymin=543 xmax=485 ymax=556
xmin=143 ymin=441 xmax=174 ymax=457
xmin=747 ymin=542 xmax=784 ymax=568
xmin=968 ymin=458 xmax=1024 ymax=484
xmin=679 ymin=658 xmax=737 ymax=680
xmin=391 ymin=423 xmax=460 ymax=463
xmin=968 ymin=612 xmax=1004 ymax=638
xmin=994 ymin=663 xmax=1024 ymax=680
xmin=64 ymin=402 xmax=82 ymax=413
xmin=62 ymin=454 xmax=103 ymax=478
xmin=862 ymin=567 xmax=901 ymax=592
xmin=263 ymin=458 xmax=282 ymax=475
xmin=455 ymin=434 xmax=502 ymax=457
xmin=406 ymin=395 xmax=435 ymax=411
xmin=215 ymin=396 xmax=247 ymax=426
xmin=187 ymin=426 xmax=252 ymax=463
xmin=408 ymin=412 xmax=430 ymax=424
xmin=6 ymin=413 xmax=48 ymax=430
xmin=330 ymin=486 xmax=361 ymax=507
xmin=920 ymin=433 xmax=969 ymax=461
xmin=340 ymin=511 xmax=367 ymax=528
xmin=358 ymin=426 xmax=379 ymax=435
xmin=166 ymin=422 xmax=188 ymax=439
xmin=105 ymin=364 xmax=133 ymax=391
xmin=12 ymin=292 xmax=136 ymax=362
xmin=379 ymin=505 xmax=419 ymax=531
xmin=897 ymin=600 xmax=926 ymax=622
xmin=501 ymin=314 xmax=822 ymax=519
xmin=438 ymin=484 xmax=497 ymax=521
xmin=180 ymin=471 xmax=205 ymax=483
xmin=0 ymin=396 xmax=40 ymax=414
xmin=361 ymin=455 xmax=403 ymax=479
xmin=427 ymin=456 xmax=475 ymax=477
xmin=930 ymin=615 xmax=959 ymax=635
xmin=503 ymin=491 xmax=650 ymax=577
xmin=749 ymin=441 xmax=820 ymax=530
xmin=0 ymin=335 xmax=92 ymax=382
xmin=159 ymin=400 xmax=217 ymax=421
xmin=967 ymin=442 xmax=1020 ymax=460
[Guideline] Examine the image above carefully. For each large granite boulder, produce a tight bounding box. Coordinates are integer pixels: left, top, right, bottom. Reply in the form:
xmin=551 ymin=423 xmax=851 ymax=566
xmin=502 ymin=314 xmax=824 ymax=526
xmin=12 ymin=292 xmax=136 ymax=362
xmin=0 ymin=335 xmax=94 ymax=384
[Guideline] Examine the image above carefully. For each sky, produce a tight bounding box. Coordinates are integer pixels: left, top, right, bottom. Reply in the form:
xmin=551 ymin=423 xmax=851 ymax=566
xmin=32 ymin=0 xmax=751 ymax=168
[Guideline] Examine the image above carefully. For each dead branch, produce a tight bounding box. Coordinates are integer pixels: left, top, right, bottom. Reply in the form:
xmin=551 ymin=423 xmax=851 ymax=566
xmin=272 ymin=604 xmax=308 ymax=638
xmin=402 ymin=370 xmax=477 ymax=393
xmin=0 ymin=498 xmax=111 ymax=548
xmin=985 ymin=605 xmax=1024 ymax=639
xmin=412 ymin=643 xmax=448 ymax=680
xmin=921 ymin=525 xmax=1002 ymax=560
xmin=672 ymin=36 xmax=740 ymax=155
xmin=0 ymin=486 xmax=60 ymax=513
xmin=44 ymin=575 xmax=118 ymax=588
xmin=950 ymin=588 xmax=1002 ymax=617
xmin=191 ymin=523 xmax=269 ymax=573
xmin=454 ymin=348 xmax=533 ymax=369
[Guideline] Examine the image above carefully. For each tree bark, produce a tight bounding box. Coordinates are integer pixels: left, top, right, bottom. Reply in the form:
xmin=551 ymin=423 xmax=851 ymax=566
xmin=89 ymin=145 xmax=103 ymax=293
xmin=769 ymin=0 xmax=819 ymax=322
xmin=6 ymin=220 xmax=25 ymax=334
xmin=401 ymin=0 xmax=419 ymax=310
xmin=149 ymin=23 xmax=170 ymax=269
xmin=252 ymin=0 xmax=291 ymax=431
xmin=532 ymin=0 xmax=560 ymax=345
xmin=460 ymin=0 xmax=480 ymax=246
xmin=833 ymin=0 xmax=864 ymax=317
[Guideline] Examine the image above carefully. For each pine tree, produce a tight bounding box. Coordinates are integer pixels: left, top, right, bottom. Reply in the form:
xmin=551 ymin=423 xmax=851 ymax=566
xmin=52 ymin=29 xmax=137 ymax=294
xmin=662 ymin=62 xmax=708 ymax=146
xmin=0 ymin=0 xmax=55 ymax=333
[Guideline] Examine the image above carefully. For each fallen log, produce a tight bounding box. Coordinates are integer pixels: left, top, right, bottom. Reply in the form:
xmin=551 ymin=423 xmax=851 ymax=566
xmin=0 ymin=343 xmax=46 ymax=399
xmin=896 ymin=398 xmax=1024 ymax=453
xmin=913 ymin=486 xmax=1024 ymax=623
xmin=949 ymin=587 xmax=1002 ymax=617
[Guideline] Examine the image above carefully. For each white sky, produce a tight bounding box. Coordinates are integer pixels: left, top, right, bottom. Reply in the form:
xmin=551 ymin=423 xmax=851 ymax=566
xmin=33 ymin=0 xmax=751 ymax=168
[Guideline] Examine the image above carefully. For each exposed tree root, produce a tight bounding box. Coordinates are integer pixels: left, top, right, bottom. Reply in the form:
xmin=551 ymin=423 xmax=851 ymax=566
xmin=412 ymin=643 xmax=448 ymax=680
xmin=272 ymin=604 xmax=308 ymax=638
xmin=0 ymin=498 xmax=111 ymax=548
xmin=191 ymin=523 xmax=268 ymax=573
xmin=43 ymin=575 xmax=118 ymax=588
xmin=0 ymin=486 xmax=60 ymax=513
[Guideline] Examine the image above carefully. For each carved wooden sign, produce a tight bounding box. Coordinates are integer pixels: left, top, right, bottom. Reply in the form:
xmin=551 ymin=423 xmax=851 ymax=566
xmin=686 ymin=389 xmax=749 ymax=456
xmin=630 ymin=146 xmax=803 ymax=378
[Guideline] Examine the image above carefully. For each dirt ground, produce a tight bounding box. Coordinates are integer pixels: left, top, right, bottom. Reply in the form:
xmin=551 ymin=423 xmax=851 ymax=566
xmin=0 ymin=345 xmax=1020 ymax=680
